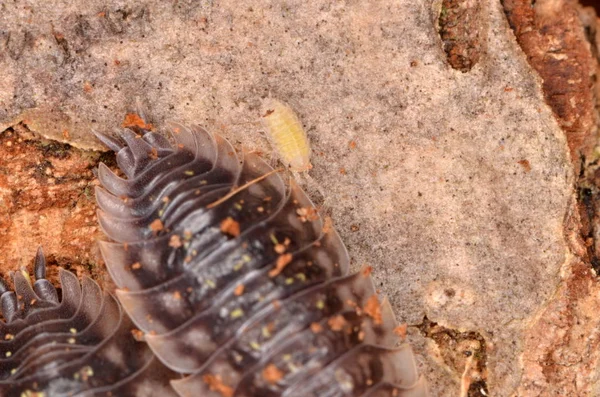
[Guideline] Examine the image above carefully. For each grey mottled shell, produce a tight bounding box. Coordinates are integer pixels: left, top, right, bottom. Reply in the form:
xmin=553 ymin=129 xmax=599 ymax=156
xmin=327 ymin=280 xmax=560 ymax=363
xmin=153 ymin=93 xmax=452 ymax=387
xmin=95 ymin=122 xmax=428 ymax=397
xmin=0 ymin=248 xmax=178 ymax=397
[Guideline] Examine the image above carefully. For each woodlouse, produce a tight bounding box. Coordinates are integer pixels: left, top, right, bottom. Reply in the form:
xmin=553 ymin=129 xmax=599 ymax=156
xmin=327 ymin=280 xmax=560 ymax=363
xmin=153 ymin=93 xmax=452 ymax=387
xmin=93 ymin=119 xmax=428 ymax=396
xmin=0 ymin=248 xmax=178 ymax=396
xmin=261 ymin=99 xmax=312 ymax=172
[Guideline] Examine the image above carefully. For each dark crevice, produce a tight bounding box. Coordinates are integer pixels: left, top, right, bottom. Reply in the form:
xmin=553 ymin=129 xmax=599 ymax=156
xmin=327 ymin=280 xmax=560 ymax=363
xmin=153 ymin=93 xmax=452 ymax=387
xmin=577 ymin=186 xmax=600 ymax=273
xmin=576 ymin=5 xmax=600 ymax=275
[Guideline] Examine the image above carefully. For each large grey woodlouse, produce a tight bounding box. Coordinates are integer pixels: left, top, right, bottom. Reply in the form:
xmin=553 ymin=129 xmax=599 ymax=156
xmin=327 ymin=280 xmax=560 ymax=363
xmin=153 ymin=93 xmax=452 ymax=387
xmin=93 ymin=118 xmax=429 ymax=396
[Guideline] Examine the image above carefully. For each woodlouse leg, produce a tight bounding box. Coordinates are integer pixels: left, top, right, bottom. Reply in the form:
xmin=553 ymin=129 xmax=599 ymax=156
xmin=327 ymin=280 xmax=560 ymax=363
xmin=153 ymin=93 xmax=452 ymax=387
xmin=292 ymin=171 xmax=332 ymax=216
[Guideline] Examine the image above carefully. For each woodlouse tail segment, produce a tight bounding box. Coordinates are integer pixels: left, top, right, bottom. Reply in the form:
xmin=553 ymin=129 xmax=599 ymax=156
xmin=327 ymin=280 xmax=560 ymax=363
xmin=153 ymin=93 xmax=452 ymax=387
xmin=0 ymin=250 xmax=179 ymax=396
xmin=32 ymin=248 xmax=59 ymax=304
xmin=96 ymin=121 xmax=429 ymax=396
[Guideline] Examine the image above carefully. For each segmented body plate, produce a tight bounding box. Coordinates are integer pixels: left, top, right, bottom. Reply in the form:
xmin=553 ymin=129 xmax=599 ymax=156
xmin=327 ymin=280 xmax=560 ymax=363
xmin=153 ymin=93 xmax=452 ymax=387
xmin=95 ymin=122 xmax=428 ymax=396
xmin=0 ymin=249 xmax=177 ymax=397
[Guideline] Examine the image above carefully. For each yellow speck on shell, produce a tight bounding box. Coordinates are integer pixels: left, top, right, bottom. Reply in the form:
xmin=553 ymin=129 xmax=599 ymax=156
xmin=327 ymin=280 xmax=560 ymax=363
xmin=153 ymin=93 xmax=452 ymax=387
xmin=230 ymin=308 xmax=244 ymax=319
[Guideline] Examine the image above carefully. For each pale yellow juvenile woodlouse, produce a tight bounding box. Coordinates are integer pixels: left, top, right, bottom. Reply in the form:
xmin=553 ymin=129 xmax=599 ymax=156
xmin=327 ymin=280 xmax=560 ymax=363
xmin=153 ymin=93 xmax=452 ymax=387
xmin=260 ymin=98 xmax=312 ymax=172
xmin=259 ymin=98 xmax=332 ymax=208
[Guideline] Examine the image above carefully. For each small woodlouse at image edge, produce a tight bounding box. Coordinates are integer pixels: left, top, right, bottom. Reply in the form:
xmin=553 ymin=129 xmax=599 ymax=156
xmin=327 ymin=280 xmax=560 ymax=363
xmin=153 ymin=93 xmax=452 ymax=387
xmin=0 ymin=108 xmax=429 ymax=396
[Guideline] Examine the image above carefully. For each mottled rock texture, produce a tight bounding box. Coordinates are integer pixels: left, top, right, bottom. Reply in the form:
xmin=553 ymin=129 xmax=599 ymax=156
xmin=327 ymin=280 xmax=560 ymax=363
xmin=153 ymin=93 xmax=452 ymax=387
xmin=2 ymin=0 xmax=599 ymax=396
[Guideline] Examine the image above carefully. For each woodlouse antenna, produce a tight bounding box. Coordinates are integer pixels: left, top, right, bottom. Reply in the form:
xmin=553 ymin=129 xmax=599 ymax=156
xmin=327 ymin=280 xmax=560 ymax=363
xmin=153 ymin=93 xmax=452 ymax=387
xmin=206 ymin=167 xmax=283 ymax=209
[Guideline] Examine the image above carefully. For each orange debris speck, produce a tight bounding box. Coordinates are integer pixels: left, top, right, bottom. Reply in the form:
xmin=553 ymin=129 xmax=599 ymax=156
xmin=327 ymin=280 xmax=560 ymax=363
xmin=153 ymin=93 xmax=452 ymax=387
xmin=220 ymin=217 xmax=241 ymax=237
xmin=296 ymin=207 xmax=319 ymax=222
xmin=169 ymin=235 xmax=182 ymax=248
xmin=83 ymin=81 xmax=93 ymax=93
xmin=394 ymin=324 xmax=408 ymax=340
xmin=310 ymin=322 xmax=323 ymax=333
xmin=234 ymin=284 xmax=245 ymax=296
xmin=262 ymin=364 xmax=284 ymax=385
xmin=268 ymin=253 xmax=293 ymax=277
xmin=122 ymin=113 xmax=153 ymax=130
xmin=518 ymin=159 xmax=531 ymax=172
xmin=62 ymin=129 xmax=71 ymax=140
xmin=131 ymin=329 xmax=145 ymax=341
xmin=328 ymin=315 xmax=348 ymax=331
xmin=202 ymin=374 xmax=234 ymax=397
xmin=131 ymin=262 xmax=142 ymax=270
xmin=148 ymin=147 xmax=158 ymax=160
xmin=149 ymin=219 xmax=164 ymax=232
xmin=364 ymin=295 xmax=383 ymax=325
xmin=349 ymin=140 xmax=357 ymax=149
xmin=361 ymin=265 xmax=373 ymax=277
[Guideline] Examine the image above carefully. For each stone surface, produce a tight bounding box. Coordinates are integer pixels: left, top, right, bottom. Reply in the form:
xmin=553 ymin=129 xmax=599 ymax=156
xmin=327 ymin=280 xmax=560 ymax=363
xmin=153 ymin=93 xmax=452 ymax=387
xmin=0 ymin=0 xmax=590 ymax=396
